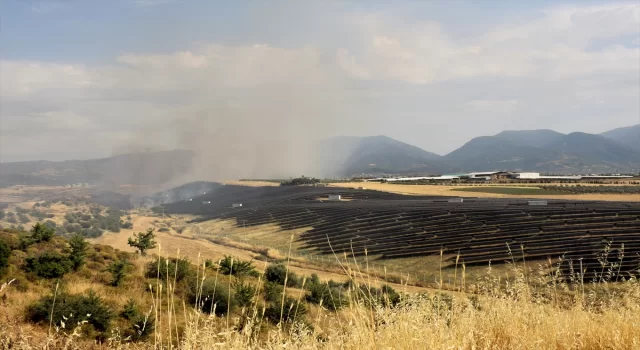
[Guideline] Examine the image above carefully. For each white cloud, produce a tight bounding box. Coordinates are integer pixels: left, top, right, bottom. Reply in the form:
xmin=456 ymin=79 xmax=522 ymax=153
xmin=1 ymin=2 xmax=638 ymax=165
xmin=339 ymin=3 xmax=640 ymax=84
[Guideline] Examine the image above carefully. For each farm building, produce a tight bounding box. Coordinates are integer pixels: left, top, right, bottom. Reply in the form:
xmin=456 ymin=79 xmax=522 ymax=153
xmin=202 ymin=201 xmax=211 ymax=204
xmin=328 ymin=194 xmax=342 ymax=201
xmin=528 ymin=200 xmax=548 ymax=206
xmin=232 ymin=203 xmax=243 ymax=208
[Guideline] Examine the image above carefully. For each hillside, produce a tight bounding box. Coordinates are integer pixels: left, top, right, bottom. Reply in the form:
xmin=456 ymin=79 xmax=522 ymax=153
xmin=314 ymin=135 xmax=452 ymax=177
xmin=444 ymin=129 xmax=640 ymax=174
xmin=601 ymin=124 xmax=640 ymax=151
xmin=0 ymin=150 xmax=195 ymax=189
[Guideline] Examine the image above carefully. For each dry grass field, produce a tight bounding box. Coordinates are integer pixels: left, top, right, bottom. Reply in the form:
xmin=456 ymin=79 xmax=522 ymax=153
xmin=328 ymin=182 xmax=640 ymax=201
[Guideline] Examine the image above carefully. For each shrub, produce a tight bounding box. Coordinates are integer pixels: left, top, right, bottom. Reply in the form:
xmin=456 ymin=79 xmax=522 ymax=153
xmin=82 ymin=226 xmax=103 ymax=238
xmin=234 ymin=281 xmax=257 ymax=307
xmin=157 ymin=227 xmax=170 ymax=232
xmin=121 ymin=299 xmax=154 ymax=341
xmin=30 ymin=222 xmax=55 ymax=243
xmin=18 ymin=213 xmax=30 ymax=224
xmin=107 ymin=259 xmax=130 ymax=286
xmin=27 ymin=289 xmax=113 ymax=333
xmin=0 ymin=240 xmax=10 ymax=276
xmin=146 ymin=257 xmax=193 ymax=283
xmin=120 ymin=298 xmax=139 ymax=320
xmin=128 ymin=228 xmax=157 ymax=256
xmin=15 ymin=207 xmax=29 ymax=214
xmin=218 ymin=255 xmax=257 ymax=277
xmin=23 ymin=252 xmax=72 ymax=279
xmin=121 ymin=221 xmax=133 ymax=229
xmin=264 ymin=296 xmax=308 ymax=324
xmin=265 ymin=264 xmax=300 ymax=287
xmin=305 ymin=281 xmax=349 ymax=311
xmin=190 ymin=278 xmax=234 ymax=316
xmin=263 ymin=281 xmax=284 ymax=303
xmin=0 ymin=210 xmax=5 ymax=220
xmin=68 ymin=234 xmax=89 ymax=271
xmin=43 ymin=220 xmax=57 ymax=230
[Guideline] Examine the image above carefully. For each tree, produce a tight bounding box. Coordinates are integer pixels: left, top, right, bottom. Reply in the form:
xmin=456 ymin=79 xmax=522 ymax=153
xmin=127 ymin=228 xmax=157 ymax=256
xmin=107 ymin=259 xmax=130 ymax=286
xmin=68 ymin=234 xmax=88 ymax=271
xmin=30 ymin=222 xmax=55 ymax=243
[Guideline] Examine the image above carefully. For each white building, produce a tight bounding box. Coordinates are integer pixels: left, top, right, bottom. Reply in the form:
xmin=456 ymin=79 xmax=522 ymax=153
xmin=328 ymin=194 xmax=342 ymax=201
xmin=232 ymin=203 xmax=243 ymax=208
xmin=513 ymin=172 xmax=540 ymax=179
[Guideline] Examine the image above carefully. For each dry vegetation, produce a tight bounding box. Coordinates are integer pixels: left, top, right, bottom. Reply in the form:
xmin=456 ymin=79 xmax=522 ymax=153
xmin=1 ymin=224 xmax=639 ymax=349
xmin=1 ymin=184 xmax=639 ymax=349
xmin=328 ymin=182 xmax=640 ymax=202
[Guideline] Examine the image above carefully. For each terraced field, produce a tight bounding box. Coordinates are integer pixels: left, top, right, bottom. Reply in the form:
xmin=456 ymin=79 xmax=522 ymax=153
xmin=163 ymin=185 xmax=640 ymax=278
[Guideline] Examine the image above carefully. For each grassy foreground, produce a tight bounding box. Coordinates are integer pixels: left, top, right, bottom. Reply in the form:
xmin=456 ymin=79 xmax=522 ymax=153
xmin=1 ymin=226 xmax=640 ymax=349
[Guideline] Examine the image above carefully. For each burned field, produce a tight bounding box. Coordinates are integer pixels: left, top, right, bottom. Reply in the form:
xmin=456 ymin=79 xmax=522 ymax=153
xmin=162 ymin=185 xmax=640 ymax=278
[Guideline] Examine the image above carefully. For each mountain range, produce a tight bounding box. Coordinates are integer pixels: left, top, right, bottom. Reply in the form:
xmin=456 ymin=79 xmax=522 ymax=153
xmin=0 ymin=125 xmax=638 ymax=187
xmin=320 ymin=124 xmax=640 ymax=176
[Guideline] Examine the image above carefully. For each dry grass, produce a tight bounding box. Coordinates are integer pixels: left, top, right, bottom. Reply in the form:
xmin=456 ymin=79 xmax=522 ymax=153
xmin=2 ymin=235 xmax=640 ymax=349
xmin=329 ymin=182 xmax=640 ymax=202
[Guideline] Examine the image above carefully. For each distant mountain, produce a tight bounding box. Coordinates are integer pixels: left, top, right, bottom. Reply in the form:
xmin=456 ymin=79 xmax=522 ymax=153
xmin=494 ymin=129 xmax=565 ymax=148
xmin=444 ymin=136 xmax=559 ymax=171
xmin=0 ymin=150 xmax=195 ymax=188
xmin=444 ymin=129 xmax=640 ymax=174
xmin=600 ymin=124 xmax=640 ymax=151
xmin=314 ymin=135 xmax=452 ymax=177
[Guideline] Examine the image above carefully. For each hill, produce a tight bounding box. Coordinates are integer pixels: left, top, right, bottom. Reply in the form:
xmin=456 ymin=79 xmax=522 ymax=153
xmin=600 ymin=124 xmax=640 ymax=151
xmin=313 ymin=135 xmax=452 ymax=177
xmin=444 ymin=129 xmax=640 ymax=174
xmin=0 ymin=150 xmax=195 ymax=189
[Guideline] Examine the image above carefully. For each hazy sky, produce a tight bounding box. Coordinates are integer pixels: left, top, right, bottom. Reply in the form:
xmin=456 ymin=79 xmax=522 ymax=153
xmin=1 ymin=0 xmax=639 ymax=163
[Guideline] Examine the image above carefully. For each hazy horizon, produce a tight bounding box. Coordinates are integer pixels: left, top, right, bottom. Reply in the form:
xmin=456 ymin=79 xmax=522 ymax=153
xmin=1 ymin=1 xmax=639 ymax=174
xmin=0 ymin=124 xmax=638 ymax=164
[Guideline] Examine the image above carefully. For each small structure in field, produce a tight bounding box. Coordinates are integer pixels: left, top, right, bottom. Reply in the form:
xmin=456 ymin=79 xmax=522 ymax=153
xmin=528 ymin=200 xmax=547 ymax=206
xmin=328 ymin=194 xmax=342 ymax=201
xmin=202 ymin=201 xmax=211 ymax=204
xmin=448 ymin=198 xmax=464 ymax=203
xmin=232 ymin=203 xmax=243 ymax=208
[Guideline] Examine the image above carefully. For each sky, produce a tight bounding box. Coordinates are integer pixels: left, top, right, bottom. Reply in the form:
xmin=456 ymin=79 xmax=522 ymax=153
xmin=1 ymin=0 xmax=639 ymax=165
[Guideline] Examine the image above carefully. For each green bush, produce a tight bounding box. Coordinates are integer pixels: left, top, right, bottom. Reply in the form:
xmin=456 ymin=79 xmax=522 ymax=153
xmin=305 ymin=281 xmax=349 ymax=311
xmin=263 ymin=281 xmax=284 ymax=303
xmin=15 ymin=207 xmax=29 ymax=214
xmin=68 ymin=234 xmax=89 ymax=271
xmin=190 ymin=278 xmax=234 ymax=316
xmin=0 ymin=210 xmax=5 ymax=220
xmin=120 ymin=298 xmax=154 ymax=341
xmin=23 ymin=252 xmax=72 ymax=279
xmin=121 ymin=221 xmax=133 ymax=229
xmin=218 ymin=255 xmax=257 ymax=277
xmin=27 ymin=289 xmax=113 ymax=333
xmin=146 ymin=257 xmax=193 ymax=283
xmin=107 ymin=259 xmax=130 ymax=286
xmin=264 ymin=296 xmax=308 ymax=324
xmin=265 ymin=264 xmax=300 ymax=287
xmin=18 ymin=213 xmax=30 ymax=224
xmin=30 ymin=223 xmax=55 ymax=243
xmin=234 ymin=281 xmax=257 ymax=307
xmin=0 ymin=240 xmax=10 ymax=276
